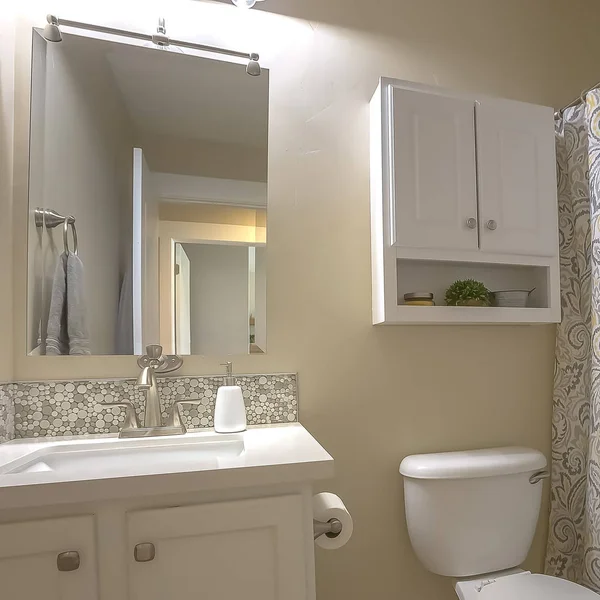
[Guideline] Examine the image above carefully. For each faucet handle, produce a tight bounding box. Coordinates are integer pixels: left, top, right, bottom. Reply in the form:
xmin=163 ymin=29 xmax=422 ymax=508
xmin=137 ymin=344 xmax=183 ymax=374
xmin=145 ymin=345 xmax=163 ymax=359
xmin=167 ymin=397 xmax=205 ymax=432
xmin=98 ymin=401 xmax=140 ymax=430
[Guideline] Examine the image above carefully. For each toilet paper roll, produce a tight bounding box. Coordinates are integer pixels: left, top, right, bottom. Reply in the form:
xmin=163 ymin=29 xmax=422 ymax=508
xmin=313 ymin=492 xmax=354 ymax=550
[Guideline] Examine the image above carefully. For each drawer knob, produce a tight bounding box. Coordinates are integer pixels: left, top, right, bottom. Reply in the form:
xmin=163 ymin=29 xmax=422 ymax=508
xmin=486 ymin=219 xmax=498 ymax=231
xmin=465 ymin=217 xmax=477 ymax=229
xmin=57 ymin=551 xmax=80 ymax=572
xmin=134 ymin=542 xmax=156 ymax=562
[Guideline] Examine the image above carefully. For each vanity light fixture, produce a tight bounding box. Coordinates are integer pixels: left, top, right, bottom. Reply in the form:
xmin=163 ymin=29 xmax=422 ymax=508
xmin=41 ymin=15 xmax=261 ymax=76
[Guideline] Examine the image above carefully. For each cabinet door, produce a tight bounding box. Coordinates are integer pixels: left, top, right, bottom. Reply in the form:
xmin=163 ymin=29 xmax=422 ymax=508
xmin=476 ymin=98 xmax=558 ymax=256
xmin=0 ymin=515 xmax=98 ymax=600
xmin=390 ymin=87 xmax=478 ymax=250
xmin=127 ymin=495 xmax=309 ymax=600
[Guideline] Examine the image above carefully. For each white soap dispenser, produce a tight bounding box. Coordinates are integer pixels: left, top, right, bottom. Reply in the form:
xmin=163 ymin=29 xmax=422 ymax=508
xmin=214 ymin=362 xmax=247 ymax=433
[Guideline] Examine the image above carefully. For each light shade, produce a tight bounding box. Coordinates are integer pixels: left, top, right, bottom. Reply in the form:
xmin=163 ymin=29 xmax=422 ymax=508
xmin=246 ymin=60 xmax=261 ymax=76
xmin=43 ymin=15 xmax=62 ymax=42
xmin=231 ymin=0 xmax=258 ymax=7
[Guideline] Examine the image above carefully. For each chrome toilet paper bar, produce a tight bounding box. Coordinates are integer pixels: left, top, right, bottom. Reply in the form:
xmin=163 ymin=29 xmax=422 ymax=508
xmin=312 ymin=492 xmax=353 ymax=550
xmin=313 ymin=518 xmax=343 ymax=540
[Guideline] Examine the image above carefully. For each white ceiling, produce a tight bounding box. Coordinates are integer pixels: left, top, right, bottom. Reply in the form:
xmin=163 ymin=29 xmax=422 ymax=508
xmin=63 ymin=34 xmax=269 ymax=150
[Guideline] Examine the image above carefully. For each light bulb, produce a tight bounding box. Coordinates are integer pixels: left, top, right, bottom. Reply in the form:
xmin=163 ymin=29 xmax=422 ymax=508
xmin=232 ymin=0 xmax=257 ymax=7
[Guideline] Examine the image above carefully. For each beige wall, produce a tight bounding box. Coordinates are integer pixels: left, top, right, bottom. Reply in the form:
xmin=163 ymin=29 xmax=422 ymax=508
xmin=0 ymin=7 xmax=15 ymax=382
xmin=137 ymin=131 xmax=268 ymax=183
xmin=159 ymin=202 xmax=266 ymax=228
xmin=4 ymin=0 xmax=600 ymax=598
xmin=183 ymin=243 xmax=250 ymax=355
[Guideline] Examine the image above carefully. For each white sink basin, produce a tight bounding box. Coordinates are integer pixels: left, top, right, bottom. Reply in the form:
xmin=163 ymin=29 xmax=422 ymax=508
xmin=0 ymin=425 xmax=334 ymax=510
xmin=0 ymin=434 xmax=245 ymax=478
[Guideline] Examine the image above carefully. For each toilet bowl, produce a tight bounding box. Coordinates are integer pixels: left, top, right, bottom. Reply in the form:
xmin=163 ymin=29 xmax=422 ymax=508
xmin=399 ymin=447 xmax=599 ymax=599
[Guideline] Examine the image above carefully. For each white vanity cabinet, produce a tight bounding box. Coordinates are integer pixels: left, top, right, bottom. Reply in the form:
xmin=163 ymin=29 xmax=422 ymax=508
xmin=0 ymin=495 xmax=311 ymax=600
xmin=0 ymin=426 xmax=332 ymax=600
xmin=127 ymin=496 xmax=308 ymax=600
xmin=370 ymin=77 xmax=560 ymax=324
xmin=0 ymin=515 xmax=98 ymax=599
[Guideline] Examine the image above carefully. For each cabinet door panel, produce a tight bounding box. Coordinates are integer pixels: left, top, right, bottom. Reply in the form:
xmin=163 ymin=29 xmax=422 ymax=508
xmin=391 ymin=87 xmax=478 ymax=250
xmin=127 ymin=495 xmax=308 ymax=600
xmin=0 ymin=516 xmax=98 ymax=600
xmin=476 ymin=98 xmax=558 ymax=256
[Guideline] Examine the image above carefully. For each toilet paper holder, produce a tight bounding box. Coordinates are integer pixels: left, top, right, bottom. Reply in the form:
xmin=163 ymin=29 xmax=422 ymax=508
xmin=313 ymin=518 xmax=343 ymax=540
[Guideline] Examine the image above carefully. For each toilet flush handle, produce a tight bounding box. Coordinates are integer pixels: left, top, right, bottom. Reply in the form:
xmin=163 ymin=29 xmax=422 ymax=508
xmin=529 ymin=470 xmax=550 ymax=484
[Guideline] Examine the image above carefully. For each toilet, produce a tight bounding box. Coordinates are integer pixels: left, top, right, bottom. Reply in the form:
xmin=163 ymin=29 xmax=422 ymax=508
xmin=399 ymin=447 xmax=598 ymax=599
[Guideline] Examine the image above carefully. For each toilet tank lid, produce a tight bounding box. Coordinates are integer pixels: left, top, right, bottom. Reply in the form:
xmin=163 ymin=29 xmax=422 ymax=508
xmin=399 ymin=447 xmax=547 ymax=479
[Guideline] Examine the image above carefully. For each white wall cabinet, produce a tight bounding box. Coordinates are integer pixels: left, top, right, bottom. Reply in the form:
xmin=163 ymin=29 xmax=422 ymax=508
xmin=0 ymin=516 xmax=98 ymax=600
xmin=475 ymin=97 xmax=558 ymax=256
xmin=390 ymin=88 xmax=479 ymax=251
xmin=370 ymin=78 xmax=560 ymax=324
xmin=127 ymin=496 xmax=307 ymax=600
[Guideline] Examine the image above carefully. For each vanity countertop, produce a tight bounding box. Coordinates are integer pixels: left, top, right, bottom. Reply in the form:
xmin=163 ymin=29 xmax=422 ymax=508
xmin=0 ymin=424 xmax=333 ymax=509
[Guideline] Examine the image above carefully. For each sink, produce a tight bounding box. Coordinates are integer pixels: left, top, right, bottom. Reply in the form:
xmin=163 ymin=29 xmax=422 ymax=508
xmin=0 ymin=425 xmax=334 ymax=509
xmin=0 ymin=434 xmax=245 ymax=478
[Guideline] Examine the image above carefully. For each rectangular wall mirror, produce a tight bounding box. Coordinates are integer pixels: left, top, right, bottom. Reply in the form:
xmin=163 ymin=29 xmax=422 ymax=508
xmin=27 ymin=29 xmax=269 ymax=356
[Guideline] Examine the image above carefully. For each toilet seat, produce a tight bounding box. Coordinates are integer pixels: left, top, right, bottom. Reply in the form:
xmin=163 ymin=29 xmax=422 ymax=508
xmin=477 ymin=573 xmax=597 ymax=599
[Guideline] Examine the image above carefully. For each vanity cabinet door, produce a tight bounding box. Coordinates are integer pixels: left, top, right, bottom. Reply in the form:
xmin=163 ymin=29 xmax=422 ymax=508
xmin=127 ymin=495 xmax=309 ymax=600
xmin=0 ymin=515 xmax=98 ymax=600
xmin=475 ymin=97 xmax=558 ymax=256
xmin=390 ymin=87 xmax=479 ymax=251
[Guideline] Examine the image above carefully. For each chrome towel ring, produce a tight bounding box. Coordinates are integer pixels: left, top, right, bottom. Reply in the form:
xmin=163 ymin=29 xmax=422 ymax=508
xmin=63 ymin=217 xmax=78 ymax=255
xmin=35 ymin=208 xmax=79 ymax=255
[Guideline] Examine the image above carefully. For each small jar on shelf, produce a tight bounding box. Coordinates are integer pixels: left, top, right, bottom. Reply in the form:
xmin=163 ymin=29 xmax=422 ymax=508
xmin=403 ymin=292 xmax=435 ymax=306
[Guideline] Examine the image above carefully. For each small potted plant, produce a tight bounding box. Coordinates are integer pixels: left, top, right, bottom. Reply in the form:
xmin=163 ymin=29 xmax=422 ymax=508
xmin=445 ymin=279 xmax=491 ymax=307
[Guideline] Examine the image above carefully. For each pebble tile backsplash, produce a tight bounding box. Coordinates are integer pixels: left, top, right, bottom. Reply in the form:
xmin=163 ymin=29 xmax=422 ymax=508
xmin=0 ymin=386 xmax=15 ymax=443
xmin=0 ymin=374 xmax=297 ymax=439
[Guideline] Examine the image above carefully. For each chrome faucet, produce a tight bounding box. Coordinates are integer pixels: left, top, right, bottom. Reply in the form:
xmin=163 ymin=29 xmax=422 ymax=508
xmin=99 ymin=344 xmax=184 ymax=438
xmin=134 ymin=344 xmax=183 ymax=433
xmin=136 ymin=366 xmax=161 ymax=427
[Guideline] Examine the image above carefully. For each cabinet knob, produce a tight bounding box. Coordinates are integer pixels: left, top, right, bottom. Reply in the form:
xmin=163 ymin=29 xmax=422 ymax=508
xmin=465 ymin=217 xmax=477 ymax=229
xmin=57 ymin=551 xmax=80 ymax=572
xmin=134 ymin=542 xmax=156 ymax=562
xmin=486 ymin=219 xmax=498 ymax=231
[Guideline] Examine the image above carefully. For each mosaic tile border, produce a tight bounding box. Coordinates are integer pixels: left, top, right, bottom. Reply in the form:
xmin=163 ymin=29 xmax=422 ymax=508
xmin=0 ymin=385 xmax=15 ymax=443
xmin=0 ymin=374 xmax=297 ymax=439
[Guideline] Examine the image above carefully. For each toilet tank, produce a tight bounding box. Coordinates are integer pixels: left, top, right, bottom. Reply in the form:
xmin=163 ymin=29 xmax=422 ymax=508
xmin=399 ymin=447 xmax=547 ymax=578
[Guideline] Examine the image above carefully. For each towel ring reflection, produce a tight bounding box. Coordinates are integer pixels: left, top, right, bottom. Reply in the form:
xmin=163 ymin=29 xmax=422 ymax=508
xmin=63 ymin=218 xmax=78 ymax=255
xmin=35 ymin=208 xmax=78 ymax=255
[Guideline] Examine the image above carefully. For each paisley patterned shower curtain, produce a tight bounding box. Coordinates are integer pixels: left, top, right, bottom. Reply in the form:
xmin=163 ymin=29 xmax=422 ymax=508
xmin=546 ymin=90 xmax=600 ymax=592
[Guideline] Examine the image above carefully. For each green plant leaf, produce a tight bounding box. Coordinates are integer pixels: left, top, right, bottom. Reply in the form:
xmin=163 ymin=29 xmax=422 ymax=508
xmin=444 ymin=279 xmax=491 ymax=306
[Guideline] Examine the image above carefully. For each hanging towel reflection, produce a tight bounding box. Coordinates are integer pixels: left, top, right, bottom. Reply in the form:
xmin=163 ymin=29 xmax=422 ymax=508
xmin=46 ymin=252 xmax=91 ymax=355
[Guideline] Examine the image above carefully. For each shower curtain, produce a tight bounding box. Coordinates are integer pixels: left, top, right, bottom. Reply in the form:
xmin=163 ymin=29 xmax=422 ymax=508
xmin=546 ymin=90 xmax=600 ymax=592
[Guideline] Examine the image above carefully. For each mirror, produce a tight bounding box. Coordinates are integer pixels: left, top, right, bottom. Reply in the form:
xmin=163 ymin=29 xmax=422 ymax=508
xmin=27 ymin=30 xmax=269 ymax=356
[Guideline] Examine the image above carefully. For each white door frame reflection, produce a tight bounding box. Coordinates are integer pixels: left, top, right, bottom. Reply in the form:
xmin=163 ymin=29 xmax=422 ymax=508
xmin=158 ymin=220 xmax=266 ymax=356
